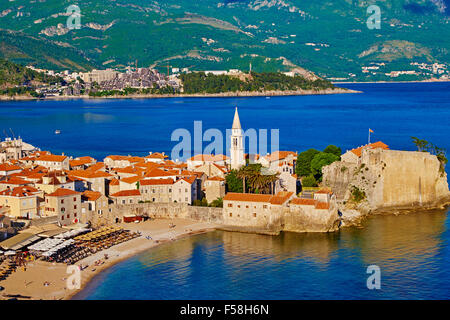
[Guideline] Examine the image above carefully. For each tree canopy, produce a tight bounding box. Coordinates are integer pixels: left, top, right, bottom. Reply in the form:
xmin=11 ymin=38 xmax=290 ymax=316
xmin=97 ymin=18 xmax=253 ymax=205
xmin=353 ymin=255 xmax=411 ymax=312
xmin=225 ymin=169 xmax=243 ymax=193
xmin=323 ymin=145 xmax=342 ymax=157
xmin=310 ymin=152 xmax=340 ymax=177
xmin=296 ymin=149 xmax=320 ymax=177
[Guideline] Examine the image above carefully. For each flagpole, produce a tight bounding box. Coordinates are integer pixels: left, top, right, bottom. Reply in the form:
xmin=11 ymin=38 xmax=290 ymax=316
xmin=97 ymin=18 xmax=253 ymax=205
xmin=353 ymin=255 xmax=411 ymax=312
xmin=368 ymin=129 xmax=371 ymax=144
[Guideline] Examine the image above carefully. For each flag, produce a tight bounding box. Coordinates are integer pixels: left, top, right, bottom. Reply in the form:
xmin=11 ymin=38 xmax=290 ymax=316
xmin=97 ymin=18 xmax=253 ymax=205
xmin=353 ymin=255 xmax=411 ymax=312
xmin=369 ymin=128 xmax=374 ymax=133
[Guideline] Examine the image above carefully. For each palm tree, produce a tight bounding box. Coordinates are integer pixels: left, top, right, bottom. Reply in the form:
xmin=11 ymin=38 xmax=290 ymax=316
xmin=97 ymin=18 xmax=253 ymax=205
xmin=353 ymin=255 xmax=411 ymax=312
xmin=239 ymin=164 xmax=279 ymax=194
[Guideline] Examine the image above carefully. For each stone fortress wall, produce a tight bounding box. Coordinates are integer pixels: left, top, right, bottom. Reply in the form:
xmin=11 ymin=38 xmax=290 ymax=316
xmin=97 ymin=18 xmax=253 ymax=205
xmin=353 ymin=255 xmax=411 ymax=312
xmin=323 ymin=148 xmax=450 ymax=212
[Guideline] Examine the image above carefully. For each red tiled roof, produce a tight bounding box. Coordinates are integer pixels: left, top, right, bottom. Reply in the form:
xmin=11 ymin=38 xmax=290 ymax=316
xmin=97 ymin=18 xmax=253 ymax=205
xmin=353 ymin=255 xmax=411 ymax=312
xmin=264 ymin=151 xmax=297 ymax=162
xmin=35 ymin=154 xmax=67 ymax=162
xmin=82 ymin=190 xmax=102 ymax=201
xmin=47 ymin=188 xmax=80 ymax=197
xmin=290 ymin=198 xmax=316 ymax=206
xmin=290 ymin=198 xmax=331 ymax=210
xmin=188 ymin=154 xmax=229 ymax=162
xmin=69 ymin=170 xmax=112 ymax=179
xmin=145 ymin=152 xmax=168 ymax=159
xmin=315 ymin=189 xmax=333 ymax=194
xmin=144 ymin=168 xmax=175 ymax=178
xmin=109 ymin=178 xmax=120 ymax=186
xmin=85 ymin=162 xmax=105 ymax=172
xmin=70 ymin=157 xmax=95 ymax=167
xmin=120 ymin=176 xmax=142 ymax=184
xmin=0 ymin=186 xmax=39 ymax=197
xmin=207 ymin=176 xmax=225 ymax=181
xmin=224 ymin=193 xmax=273 ymax=203
xmin=315 ymin=202 xmax=330 ymax=210
xmin=350 ymin=141 xmax=389 ymax=157
xmin=180 ymin=176 xmax=196 ymax=184
xmin=139 ymin=178 xmax=174 ymax=186
xmin=0 ymin=177 xmax=30 ymax=185
xmin=110 ymin=189 xmax=141 ymax=197
xmin=0 ymin=164 xmax=22 ymax=172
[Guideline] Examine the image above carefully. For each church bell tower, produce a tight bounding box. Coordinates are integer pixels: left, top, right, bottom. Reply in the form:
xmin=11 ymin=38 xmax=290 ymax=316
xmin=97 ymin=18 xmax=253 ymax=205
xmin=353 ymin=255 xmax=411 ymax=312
xmin=230 ymin=107 xmax=245 ymax=170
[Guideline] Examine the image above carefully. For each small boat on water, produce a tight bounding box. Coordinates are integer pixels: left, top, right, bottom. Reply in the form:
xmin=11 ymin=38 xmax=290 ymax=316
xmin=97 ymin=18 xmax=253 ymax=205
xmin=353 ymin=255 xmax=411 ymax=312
xmin=55 ymin=130 xmax=61 ymax=135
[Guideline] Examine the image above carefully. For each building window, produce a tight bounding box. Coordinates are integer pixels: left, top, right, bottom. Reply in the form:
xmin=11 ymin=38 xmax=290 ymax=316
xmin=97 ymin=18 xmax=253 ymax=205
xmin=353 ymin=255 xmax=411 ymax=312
xmin=229 ymin=213 xmax=232 ymax=217
xmin=74 ymin=205 xmax=77 ymax=209
xmin=263 ymin=205 xmax=267 ymax=209
xmin=74 ymin=213 xmax=77 ymax=217
xmin=73 ymin=197 xmax=76 ymax=201
xmin=66 ymin=214 xmax=70 ymax=219
xmin=61 ymin=216 xmax=64 ymax=220
xmin=246 ymin=205 xmax=249 ymax=208
xmin=253 ymin=213 xmax=257 ymax=218
xmin=61 ymin=199 xmax=64 ymax=204
xmin=228 ymin=204 xmax=233 ymax=207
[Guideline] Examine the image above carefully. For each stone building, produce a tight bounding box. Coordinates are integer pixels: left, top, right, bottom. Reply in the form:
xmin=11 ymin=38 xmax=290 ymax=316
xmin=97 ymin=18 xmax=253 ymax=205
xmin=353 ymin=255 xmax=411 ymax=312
xmin=173 ymin=176 xmax=198 ymax=204
xmin=139 ymin=178 xmax=174 ymax=203
xmin=110 ymin=189 xmax=142 ymax=205
xmin=0 ymin=163 xmax=22 ymax=177
xmin=223 ymin=192 xmax=294 ymax=229
xmin=81 ymin=190 xmax=109 ymax=215
xmin=204 ymin=177 xmax=225 ymax=204
xmin=0 ymin=186 xmax=43 ymax=219
xmin=34 ymin=154 xmax=70 ymax=171
xmin=44 ymin=188 xmax=81 ymax=225
xmin=0 ymin=138 xmax=24 ymax=162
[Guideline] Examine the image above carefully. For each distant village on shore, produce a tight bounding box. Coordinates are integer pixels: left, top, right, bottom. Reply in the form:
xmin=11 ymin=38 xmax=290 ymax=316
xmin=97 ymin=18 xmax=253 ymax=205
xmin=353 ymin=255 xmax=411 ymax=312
xmin=24 ymin=64 xmax=316 ymax=98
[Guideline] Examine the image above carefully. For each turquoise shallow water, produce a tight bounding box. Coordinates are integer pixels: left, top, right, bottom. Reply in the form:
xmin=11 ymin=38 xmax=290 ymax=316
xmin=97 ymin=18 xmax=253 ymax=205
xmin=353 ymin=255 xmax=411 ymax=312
xmin=74 ymin=209 xmax=450 ymax=300
xmin=2 ymin=82 xmax=450 ymax=299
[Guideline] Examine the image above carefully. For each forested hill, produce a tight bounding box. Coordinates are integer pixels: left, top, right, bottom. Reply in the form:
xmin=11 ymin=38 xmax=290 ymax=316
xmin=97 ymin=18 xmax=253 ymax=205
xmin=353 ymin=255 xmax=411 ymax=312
xmin=180 ymin=72 xmax=334 ymax=94
xmin=0 ymin=58 xmax=62 ymax=88
xmin=0 ymin=1 xmax=449 ymax=81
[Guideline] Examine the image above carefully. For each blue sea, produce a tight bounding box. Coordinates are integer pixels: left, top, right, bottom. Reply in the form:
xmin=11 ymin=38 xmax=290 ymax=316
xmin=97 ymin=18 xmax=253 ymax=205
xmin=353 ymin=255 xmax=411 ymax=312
xmin=2 ymin=82 xmax=450 ymax=299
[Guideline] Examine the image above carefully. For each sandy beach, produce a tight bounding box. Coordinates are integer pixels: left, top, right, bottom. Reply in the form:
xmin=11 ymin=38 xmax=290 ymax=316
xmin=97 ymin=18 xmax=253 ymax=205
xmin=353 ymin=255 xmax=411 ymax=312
xmin=0 ymin=218 xmax=216 ymax=300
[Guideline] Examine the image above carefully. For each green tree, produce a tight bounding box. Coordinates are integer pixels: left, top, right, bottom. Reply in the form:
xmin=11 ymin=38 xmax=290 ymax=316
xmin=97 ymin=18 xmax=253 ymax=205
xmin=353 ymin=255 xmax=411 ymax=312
xmin=310 ymin=152 xmax=340 ymax=178
xmin=226 ymin=170 xmax=243 ymax=193
xmin=209 ymin=198 xmax=223 ymax=208
xmin=411 ymin=136 xmax=429 ymax=152
xmin=323 ymin=145 xmax=342 ymax=157
xmin=301 ymin=175 xmax=318 ymax=187
xmin=296 ymin=149 xmax=320 ymax=177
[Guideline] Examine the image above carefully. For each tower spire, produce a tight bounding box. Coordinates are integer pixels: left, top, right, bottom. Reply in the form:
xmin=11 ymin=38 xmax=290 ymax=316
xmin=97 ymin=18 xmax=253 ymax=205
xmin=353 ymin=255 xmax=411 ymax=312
xmin=232 ymin=106 xmax=242 ymax=129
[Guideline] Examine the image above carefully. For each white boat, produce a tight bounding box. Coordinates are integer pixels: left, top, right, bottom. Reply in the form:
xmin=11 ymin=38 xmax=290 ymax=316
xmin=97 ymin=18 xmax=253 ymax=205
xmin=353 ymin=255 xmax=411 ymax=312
xmin=55 ymin=130 xmax=61 ymax=135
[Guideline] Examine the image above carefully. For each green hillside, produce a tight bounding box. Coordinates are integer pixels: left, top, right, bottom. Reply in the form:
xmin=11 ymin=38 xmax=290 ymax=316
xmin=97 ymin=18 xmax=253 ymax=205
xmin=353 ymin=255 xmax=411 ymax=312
xmin=0 ymin=58 xmax=61 ymax=87
xmin=0 ymin=29 xmax=96 ymax=72
xmin=0 ymin=0 xmax=448 ymax=80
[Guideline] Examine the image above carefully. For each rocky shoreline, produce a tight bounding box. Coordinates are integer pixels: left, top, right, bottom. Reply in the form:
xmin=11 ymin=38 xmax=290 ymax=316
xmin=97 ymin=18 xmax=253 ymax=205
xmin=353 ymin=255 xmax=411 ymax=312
xmin=0 ymin=87 xmax=358 ymax=101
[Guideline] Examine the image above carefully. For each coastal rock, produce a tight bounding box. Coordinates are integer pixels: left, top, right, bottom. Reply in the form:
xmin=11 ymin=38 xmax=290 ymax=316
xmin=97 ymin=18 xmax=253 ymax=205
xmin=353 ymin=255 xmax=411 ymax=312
xmin=323 ymin=148 xmax=450 ymax=214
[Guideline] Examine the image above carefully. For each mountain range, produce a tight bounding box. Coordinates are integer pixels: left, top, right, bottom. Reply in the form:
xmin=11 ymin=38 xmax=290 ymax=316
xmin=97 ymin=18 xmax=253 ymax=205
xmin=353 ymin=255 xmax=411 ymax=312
xmin=0 ymin=0 xmax=449 ymax=81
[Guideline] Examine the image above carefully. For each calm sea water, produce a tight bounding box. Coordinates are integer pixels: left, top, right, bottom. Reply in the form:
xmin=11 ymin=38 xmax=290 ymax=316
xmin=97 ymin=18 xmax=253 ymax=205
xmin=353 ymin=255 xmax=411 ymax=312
xmin=2 ymin=82 xmax=450 ymax=299
xmin=74 ymin=210 xmax=450 ymax=300
xmin=1 ymin=82 xmax=450 ymax=165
